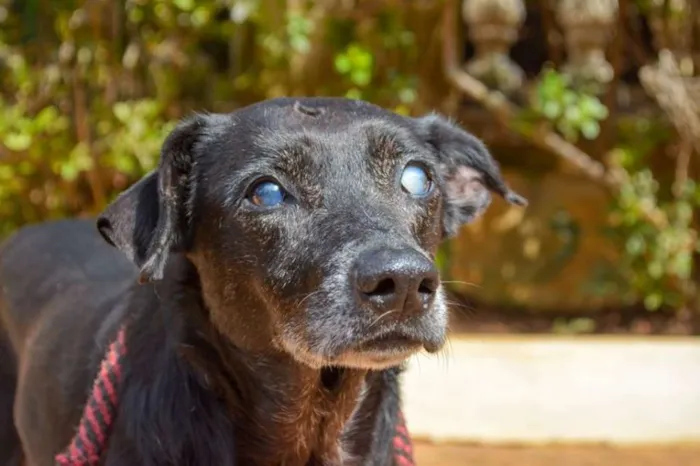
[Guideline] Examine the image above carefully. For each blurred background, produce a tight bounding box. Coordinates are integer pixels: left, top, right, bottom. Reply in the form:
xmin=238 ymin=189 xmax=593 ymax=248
xmin=1 ymin=0 xmax=700 ymax=464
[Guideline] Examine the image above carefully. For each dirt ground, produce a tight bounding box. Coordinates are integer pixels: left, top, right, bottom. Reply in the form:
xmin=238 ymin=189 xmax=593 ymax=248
xmin=414 ymin=442 xmax=700 ymax=466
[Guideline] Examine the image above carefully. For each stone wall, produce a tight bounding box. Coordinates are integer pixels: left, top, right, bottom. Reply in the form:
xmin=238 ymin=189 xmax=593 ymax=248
xmin=446 ymin=170 xmax=624 ymax=312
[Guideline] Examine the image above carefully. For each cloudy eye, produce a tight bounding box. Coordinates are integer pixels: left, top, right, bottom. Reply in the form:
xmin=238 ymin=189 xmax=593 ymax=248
xmin=400 ymin=164 xmax=433 ymax=198
xmin=249 ymin=180 xmax=287 ymax=208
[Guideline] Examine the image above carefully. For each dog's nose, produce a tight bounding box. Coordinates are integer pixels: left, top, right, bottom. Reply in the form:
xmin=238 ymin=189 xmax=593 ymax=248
xmin=355 ymin=248 xmax=439 ymax=315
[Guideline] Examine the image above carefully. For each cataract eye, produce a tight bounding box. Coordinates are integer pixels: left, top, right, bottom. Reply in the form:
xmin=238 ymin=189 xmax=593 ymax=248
xmin=400 ymin=164 xmax=433 ymax=197
xmin=250 ymin=180 xmax=287 ymax=207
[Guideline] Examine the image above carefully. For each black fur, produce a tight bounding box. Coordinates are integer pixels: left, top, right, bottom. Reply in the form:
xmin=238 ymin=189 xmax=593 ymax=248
xmin=0 ymin=97 xmax=525 ymax=465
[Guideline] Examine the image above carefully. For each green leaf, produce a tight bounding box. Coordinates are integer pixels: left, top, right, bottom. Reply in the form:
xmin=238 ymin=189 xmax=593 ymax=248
xmin=581 ymin=97 xmax=609 ymax=120
xmin=59 ymin=161 xmax=79 ymax=181
xmin=643 ymin=293 xmax=663 ymax=311
xmin=0 ymin=165 xmax=14 ymax=181
xmin=345 ymin=88 xmax=362 ymax=100
xmin=334 ymin=55 xmax=351 ymax=74
xmin=173 ymin=0 xmax=194 ymax=12
xmin=542 ymin=100 xmax=561 ymax=119
xmin=112 ymin=152 xmax=137 ymax=173
xmin=3 ymin=133 xmax=31 ymax=151
xmin=538 ymin=68 xmax=565 ymax=98
xmin=675 ymin=201 xmax=693 ymax=224
xmin=113 ymin=102 xmax=131 ymax=123
xmin=671 ymin=253 xmax=692 ymax=280
xmin=191 ymin=7 xmax=210 ymax=27
xmin=352 ymin=48 xmax=372 ymax=70
xmin=398 ymin=88 xmax=416 ymax=104
xmin=34 ymin=106 xmax=59 ymax=127
xmin=625 ymin=235 xmax=646 ymax=255
xmin=580 ymin=120 xmax=600 ymax=140
xmin=351 ymin=69 xmax=371 ymax=87
xmin=290 ymin=36 xmax=310 ymax=54
xmin=647 ymin=261 xmax=664 ymax=279
xmin=564 ymin=105 xmax=582 ymax=124
xmin=128 ymin=7 xmax=144 ymax=23
xmin=562 ymin=90 xmax=577 ymax=106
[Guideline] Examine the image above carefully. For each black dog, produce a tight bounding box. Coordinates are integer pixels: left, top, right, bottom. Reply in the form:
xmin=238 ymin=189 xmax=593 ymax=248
xmin=0 ymin=97 xmax=525 ymax=465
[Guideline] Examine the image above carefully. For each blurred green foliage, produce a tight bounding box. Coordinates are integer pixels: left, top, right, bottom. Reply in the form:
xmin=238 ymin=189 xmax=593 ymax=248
xmin=0 ymin=0 xmax=431 ymax=237
xmin=608 ymin=137 xmax=700 ymax=313
xmin=532 ymin=66 xmax=700 ymax=315
xmin=532 ymin=68 xmax=609 ymax=142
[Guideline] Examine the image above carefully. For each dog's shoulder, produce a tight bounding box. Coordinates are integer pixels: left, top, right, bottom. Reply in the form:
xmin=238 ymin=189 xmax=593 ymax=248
xmin=105 ymin=273 xmax=238 ymax=465
xmin=110 ymin=347 xmax=238 ymax=465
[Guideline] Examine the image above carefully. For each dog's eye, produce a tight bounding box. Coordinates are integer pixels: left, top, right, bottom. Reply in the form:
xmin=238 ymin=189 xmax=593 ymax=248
xmin=400 ymin=164 xmax=433 ymax=198
xmin=249 ymin=180 xmax=287 ymax=207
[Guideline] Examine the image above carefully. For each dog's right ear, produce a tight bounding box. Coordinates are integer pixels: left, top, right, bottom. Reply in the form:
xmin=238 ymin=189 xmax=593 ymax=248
xmin=97 ymin=115 xmax=207 ymax=284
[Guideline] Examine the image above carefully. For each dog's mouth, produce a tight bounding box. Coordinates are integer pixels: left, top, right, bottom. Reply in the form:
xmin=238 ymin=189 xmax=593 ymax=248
xmin=280 ymin=293 xmax=449 ymax=370
xmin=280 ymin=324 xmax=446 ymax=370
xmin=341 ymin=330 xmax=437 ymax=368
xmin=357 ymin=331 xmax=424 ymax=354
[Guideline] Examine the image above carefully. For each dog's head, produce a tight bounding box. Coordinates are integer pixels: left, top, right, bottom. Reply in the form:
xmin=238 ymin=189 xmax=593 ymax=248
xmin=97 ymin=98 xmax=525 ymax=370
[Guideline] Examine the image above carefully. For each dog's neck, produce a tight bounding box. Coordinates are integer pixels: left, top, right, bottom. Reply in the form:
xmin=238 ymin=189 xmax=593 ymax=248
xmin=222 ymin=350 xmax=368 ymax=464
xmin=157 ymin=257 xmax=370 ymax=465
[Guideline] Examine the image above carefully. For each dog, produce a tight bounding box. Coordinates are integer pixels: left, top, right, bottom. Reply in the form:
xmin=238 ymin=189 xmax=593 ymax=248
xmin=0 ymin=97 xmax=525 ymax=465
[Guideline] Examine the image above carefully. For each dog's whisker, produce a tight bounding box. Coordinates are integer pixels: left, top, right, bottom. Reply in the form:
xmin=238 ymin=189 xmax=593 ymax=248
xmin=452 ymin=309 xmax=477 ymax=319
xmin=447 ymin=307 xmax=478 ymax=319
xmin=440 ymin=338 xmax=453 ymax=372
xmin=444 ymin=299 xmax=476 ymax=312
xmin=443 ymin=297 xmax=473 ymax=307
xmin=367 ymin=309 xmax=400 ymax=330
xmin=440 ymin=280 xmax=482 ymax=289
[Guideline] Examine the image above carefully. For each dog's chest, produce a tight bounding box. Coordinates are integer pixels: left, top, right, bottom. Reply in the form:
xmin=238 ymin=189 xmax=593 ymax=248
xmin=237 ymin=375 xmax=366 ymax=465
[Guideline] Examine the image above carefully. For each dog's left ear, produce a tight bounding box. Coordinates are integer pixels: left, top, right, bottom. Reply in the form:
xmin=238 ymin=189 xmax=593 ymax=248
xmin=97 ymin=115 xmax=209 ymax=283
xmin=413 ymin=113 xmax=527 ymax=237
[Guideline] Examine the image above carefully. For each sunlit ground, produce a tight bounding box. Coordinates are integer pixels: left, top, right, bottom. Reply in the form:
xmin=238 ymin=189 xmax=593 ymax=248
xmin=414 ymin=442 xmax=700 ymax=466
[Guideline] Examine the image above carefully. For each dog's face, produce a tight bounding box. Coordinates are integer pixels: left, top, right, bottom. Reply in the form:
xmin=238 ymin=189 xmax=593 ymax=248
xmin=97 ymin=98 xmax=525 ymax=370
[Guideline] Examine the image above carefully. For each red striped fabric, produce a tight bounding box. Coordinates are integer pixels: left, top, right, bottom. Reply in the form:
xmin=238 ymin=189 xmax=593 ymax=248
xmin=54 ymin=327 xmax=416 ymax=465
xmin=393 ymin=410 xmax=416 ymax=465
xmin=55 ymin=327 xmax=126 ymax=466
